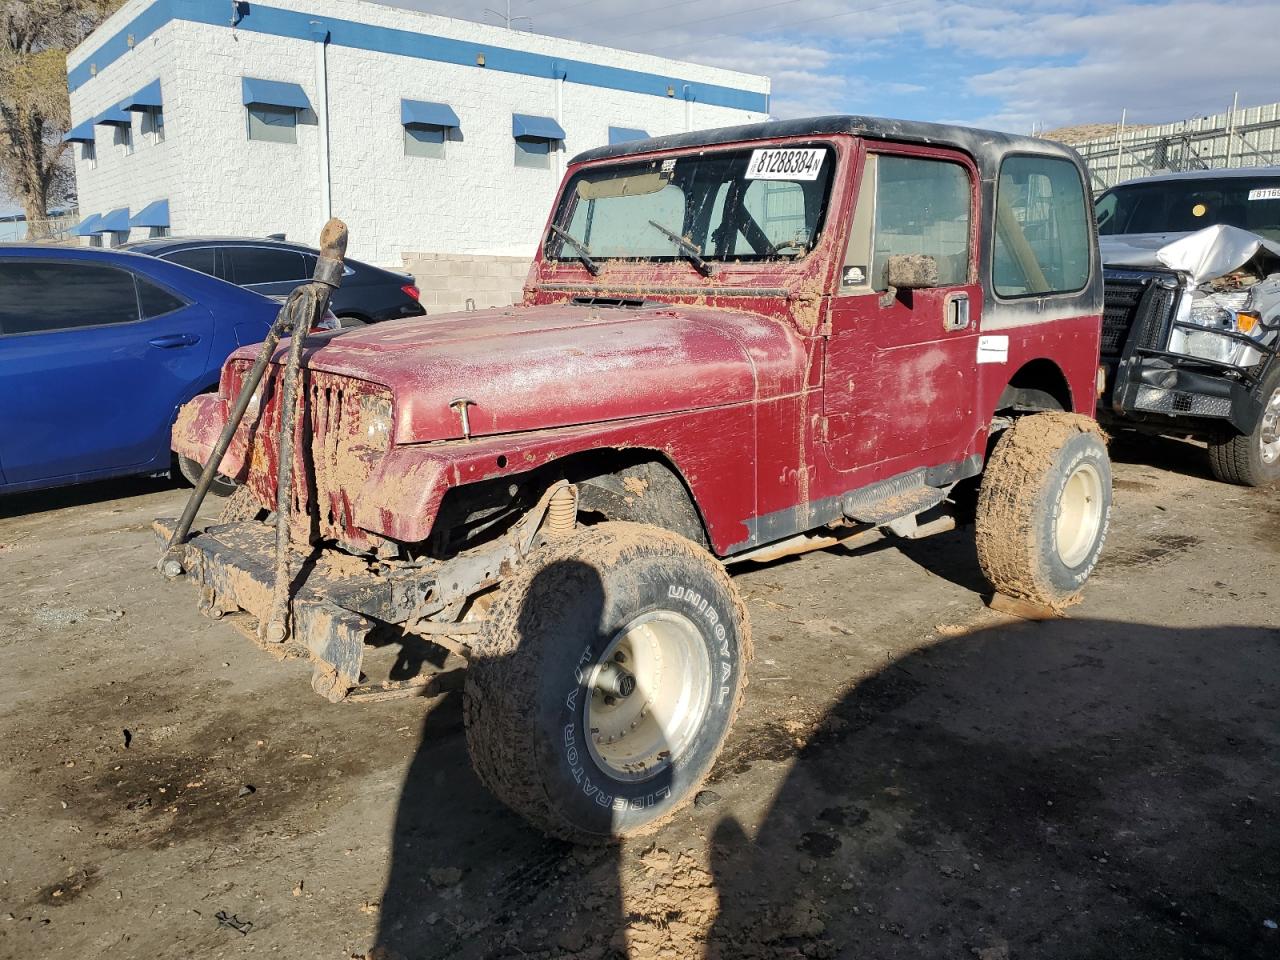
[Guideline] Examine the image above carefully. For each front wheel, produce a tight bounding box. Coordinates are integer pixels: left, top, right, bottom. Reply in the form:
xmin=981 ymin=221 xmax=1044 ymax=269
xmin=463 ymin=521 xmax=750 ymax=843
xmin=1207 ymin=367 xmax=1280 ymax=486
xmin=176 ymin=453 xmax=237 ymax=498
xmin=975 ymin=412 xmax=1112 ymax=609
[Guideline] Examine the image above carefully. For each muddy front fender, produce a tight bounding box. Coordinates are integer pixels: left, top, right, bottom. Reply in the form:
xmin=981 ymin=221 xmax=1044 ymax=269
xmin=352 ymin=408 xmax=759 ymax=552
xmin=172 ymin=393 xmax=243 ymax=475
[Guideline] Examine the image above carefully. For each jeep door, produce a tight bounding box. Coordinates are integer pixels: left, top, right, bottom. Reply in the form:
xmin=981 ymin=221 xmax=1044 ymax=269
xmin=823 ymin=145 xmax=982 ymax=475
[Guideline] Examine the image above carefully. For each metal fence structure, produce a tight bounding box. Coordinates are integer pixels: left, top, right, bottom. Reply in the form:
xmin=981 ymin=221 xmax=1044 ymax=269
xmin=1070 ymin=100 xmax=1280 ymax=193
xmin=0 ymin=211 xmax=80 ymax=243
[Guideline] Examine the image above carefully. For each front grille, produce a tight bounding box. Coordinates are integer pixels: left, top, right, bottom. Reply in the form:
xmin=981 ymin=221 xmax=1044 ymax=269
xmin=306 ymin=372 xmax=386 ymax=543
xmin=236 ymin=367 xmax=389 ymax=549
xmin=1101 ymin=270 xmax=1181 ymax=360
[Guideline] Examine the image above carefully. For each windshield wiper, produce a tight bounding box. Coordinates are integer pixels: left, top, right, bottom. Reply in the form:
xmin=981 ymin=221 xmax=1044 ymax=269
xmin=549 ymin=223 xmax=600 ymax=276
xmin=648 ymin=220 xmax=716 ymax=277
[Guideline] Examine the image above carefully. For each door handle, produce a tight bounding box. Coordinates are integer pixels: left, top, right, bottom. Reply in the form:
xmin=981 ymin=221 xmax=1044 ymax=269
xmin=149 ymin=333 xmax=201 ymax=349
xmin=943 ymin=293 xmax=970 ymax=332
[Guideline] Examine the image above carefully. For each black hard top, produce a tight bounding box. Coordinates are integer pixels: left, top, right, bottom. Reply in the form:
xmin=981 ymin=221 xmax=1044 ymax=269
xmin=571 ymin=114 xmax=1085 ymax=180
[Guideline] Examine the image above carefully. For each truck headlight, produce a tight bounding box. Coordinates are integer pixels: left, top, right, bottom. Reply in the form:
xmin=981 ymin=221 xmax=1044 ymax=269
xmin=359 ymin=395 xmax=392 ymax=451
xmin=1169 ymin=298 xmax=1265 ymax=367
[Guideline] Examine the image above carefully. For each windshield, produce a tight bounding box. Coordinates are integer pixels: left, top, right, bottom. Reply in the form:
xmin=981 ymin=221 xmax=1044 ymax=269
xmin=1097 ymin=175 xmax=1280 ymax=242
xmin=546 ymin=144 xmax=837 ymax=267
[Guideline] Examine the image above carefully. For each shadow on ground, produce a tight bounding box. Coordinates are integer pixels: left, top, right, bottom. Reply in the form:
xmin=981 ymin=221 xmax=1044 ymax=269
xmin=371 ymin=601 xmax=1279 ymax=958
xmin=709 ymin=617 xmax=1280 ymax=960
xmin=1108 ymin=431 xmax=1216 ymax=482
xmin=0 ymin=474 xmax=180 ymax=519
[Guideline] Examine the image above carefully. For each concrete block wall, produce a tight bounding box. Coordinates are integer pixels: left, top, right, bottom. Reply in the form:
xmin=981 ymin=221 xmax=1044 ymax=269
xmin=67 ymin=0 xmax=771 ymax=265
xmin=66 ymin=2 xmax=182 ymax=244
xmin=402 ymin=252 xmax=531 ymax=315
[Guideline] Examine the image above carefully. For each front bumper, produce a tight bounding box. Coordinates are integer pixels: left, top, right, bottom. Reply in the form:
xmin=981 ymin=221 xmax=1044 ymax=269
xmin=154 ymin=517 xmax=433 ymax=701
xmin=1105 ymin=354 xmax=1274 ymax=436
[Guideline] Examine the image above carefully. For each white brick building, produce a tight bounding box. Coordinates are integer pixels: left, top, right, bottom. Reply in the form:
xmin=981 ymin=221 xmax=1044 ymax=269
xmin=65 ymin=0 xmax=770 ymax=310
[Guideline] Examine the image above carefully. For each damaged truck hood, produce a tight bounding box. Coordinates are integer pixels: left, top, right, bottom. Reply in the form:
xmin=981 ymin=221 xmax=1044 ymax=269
xmin=1102 ymin=223 xmax=1280 ymax=283
xmin=284 ymin=303 xmax=805 ymax=443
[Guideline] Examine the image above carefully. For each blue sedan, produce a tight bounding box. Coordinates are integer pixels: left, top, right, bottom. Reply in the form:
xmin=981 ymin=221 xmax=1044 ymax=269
xmin=0 ymin=246 xmax=284 ymax=496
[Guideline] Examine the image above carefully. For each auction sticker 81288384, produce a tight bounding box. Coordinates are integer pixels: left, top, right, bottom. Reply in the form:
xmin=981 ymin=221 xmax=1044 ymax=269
xmin=746 ymin=147 xmax=826 ymax=181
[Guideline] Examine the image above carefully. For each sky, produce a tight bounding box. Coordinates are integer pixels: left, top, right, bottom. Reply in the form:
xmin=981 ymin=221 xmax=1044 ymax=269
xmin=378 ymin=0 xmax=1280 ymax=133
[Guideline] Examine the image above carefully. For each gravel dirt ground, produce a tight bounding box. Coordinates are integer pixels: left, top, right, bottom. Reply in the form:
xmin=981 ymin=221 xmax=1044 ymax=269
xmin=1 ymin=434 xmax=1277 ymax=960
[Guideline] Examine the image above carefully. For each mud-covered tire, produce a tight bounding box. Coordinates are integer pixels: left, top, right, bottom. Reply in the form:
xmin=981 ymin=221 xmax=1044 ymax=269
xmin=176 ymin=453 xmax=237 ymax=498
xmin=463 ymin=521 xmax=750 ymax=844
xmin=975 ymin=412 xmax=1112 ymax=608
xmin=1207 ymin=367 xmax=1280 ymax=487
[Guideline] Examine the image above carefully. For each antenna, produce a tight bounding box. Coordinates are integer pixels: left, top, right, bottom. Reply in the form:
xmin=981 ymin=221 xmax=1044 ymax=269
xmin=483 ymin=0 xmax=532 ymax=29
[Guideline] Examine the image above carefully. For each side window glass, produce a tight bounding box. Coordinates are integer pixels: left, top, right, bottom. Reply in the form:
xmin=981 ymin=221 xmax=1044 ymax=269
xmin=137 ymin=278 xmax=187 ymax=318
xmin=0 ymin=261 xmax=139 ymax=335
xmin=1094 ymin=192 xmax=1117 ymax=235
xmin=227 ymin=248 xmax=308 ymax=286
xmin=871 ymin=155 xmax=971 ymax=289
xmin=994 ymin=156 xmax=1091 ymax=297
xmin=164 ymin=247 xmax=217 ymax=277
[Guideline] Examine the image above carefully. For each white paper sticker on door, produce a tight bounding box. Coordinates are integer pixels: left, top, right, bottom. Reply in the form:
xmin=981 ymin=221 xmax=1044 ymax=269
xmin=745 ymin=148 xmax=826 ymax=181
xmin=1248 ymin=187 xmax=1280 ymax=201
xmin=977 ymin=335 xmax=1009 ymax=364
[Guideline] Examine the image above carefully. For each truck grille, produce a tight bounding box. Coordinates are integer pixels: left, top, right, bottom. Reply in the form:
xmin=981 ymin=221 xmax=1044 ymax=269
xmin=1101 ymin=270 xmax=1181 ymax=360
xmin=237 ymin=367 xmax=390 ymax=549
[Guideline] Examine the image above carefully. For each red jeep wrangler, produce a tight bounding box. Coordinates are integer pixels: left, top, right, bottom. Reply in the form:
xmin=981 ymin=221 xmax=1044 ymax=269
xmin=162 ymin=116 xmax=1110 ymax=842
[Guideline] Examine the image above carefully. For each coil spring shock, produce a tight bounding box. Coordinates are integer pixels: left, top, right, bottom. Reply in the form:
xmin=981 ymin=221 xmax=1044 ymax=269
xmin=545 ymin=484 xmax=577 ymax=536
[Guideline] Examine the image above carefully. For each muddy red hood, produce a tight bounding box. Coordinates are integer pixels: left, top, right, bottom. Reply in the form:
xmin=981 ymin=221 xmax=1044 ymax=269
xmin=259 ymin=303 xmax=805 ymax=443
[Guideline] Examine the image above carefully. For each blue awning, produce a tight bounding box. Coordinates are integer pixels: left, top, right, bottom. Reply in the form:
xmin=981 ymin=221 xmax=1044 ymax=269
xmin=401 ymin=99 xmax=460 ymax=129
xmin=100 ymin=207 xmax=131 ymax=232
xmin=512 ymin=113 xmax=565 ymax=141
xmin=608 ymin=126 xmax=648 ymax=145
xmin=73 ymin=213 xmax=104 ymax=236
xmin=95 ymin=105 xmax=132 ymax=126
xmin=241 ymin=77 xmax=310 ymax=110
xmin=63 ymin=121 xmax=97 ymax=143
xmin=130 ymin=199 xmax=169 ymax=228
xmin=122 ymin=79 xmax=163 ymax=111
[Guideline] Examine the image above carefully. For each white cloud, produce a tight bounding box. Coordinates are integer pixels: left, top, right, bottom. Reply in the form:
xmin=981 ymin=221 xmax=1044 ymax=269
xmin=374 ymin=0 xmax=1280 ymax=133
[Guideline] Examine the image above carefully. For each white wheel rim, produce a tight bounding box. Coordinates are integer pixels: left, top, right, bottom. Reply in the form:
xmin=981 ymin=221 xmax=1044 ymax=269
xmin=1056 ymin=462 xmax=1104 ymax=568
xmin=1260 ymin=387 xmax=1280 ymax=465
xmin=585 ymin=610 xmax=712 ymax=783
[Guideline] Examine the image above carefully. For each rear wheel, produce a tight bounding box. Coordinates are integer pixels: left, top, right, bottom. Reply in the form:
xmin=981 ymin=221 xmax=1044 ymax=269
xmin=1207 ymin=367 xmax=1280 ymax=487
xmin=176 ymin=453 xmax=237 ymax=498
xmin=336 ymin=314 xmax=367 ymax=329
xmin=975 ymin=412 xmax=1112 ymax=608
xmin=463 ymin=521 xmax=750 ymax=843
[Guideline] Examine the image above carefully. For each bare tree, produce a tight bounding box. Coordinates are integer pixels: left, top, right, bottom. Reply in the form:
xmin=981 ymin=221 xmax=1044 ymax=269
xmin=0 ymin=1 xmax=123 ymax=239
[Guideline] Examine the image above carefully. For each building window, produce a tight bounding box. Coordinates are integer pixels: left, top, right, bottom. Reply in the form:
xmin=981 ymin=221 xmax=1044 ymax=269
xmin=515 ymin=136 xmax=553 ymax=170
xmin=142 ymin=107 xmax=165 ymax=144
xmin=404 ymin=125 xmax=446 ymax=159
xmin=115 ymin=123 xmax=134 ymax=156
xmin=247 ymin=105 xmax=297 ymax=144
xmin=82 ymin=141 xmax=97 ymax=170
xmin=89 ymin=235 xmax=103 ymax=248
xmin=149 ymin=225 xmax=170 ymax=238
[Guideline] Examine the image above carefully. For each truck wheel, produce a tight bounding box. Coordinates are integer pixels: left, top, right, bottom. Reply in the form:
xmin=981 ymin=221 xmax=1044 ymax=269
xmin=463 ymin=521 xmax=750 ymax=843
xmin=975 ymin=412 xmax=1111 ymax=608
xmin=177 ymin=453 xmax=237 ymax=498
xmin=1207 ymin=368 xmax=1280 ymax=487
